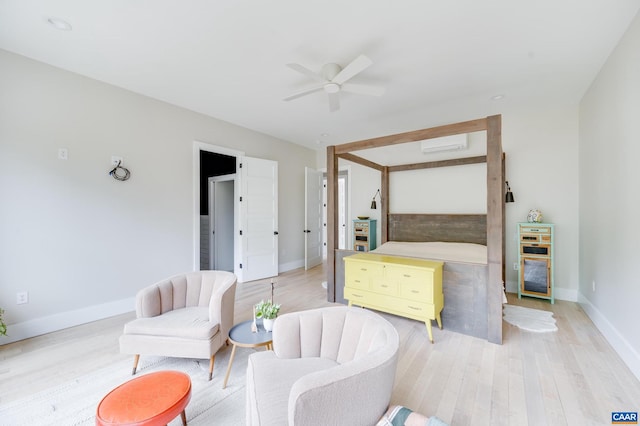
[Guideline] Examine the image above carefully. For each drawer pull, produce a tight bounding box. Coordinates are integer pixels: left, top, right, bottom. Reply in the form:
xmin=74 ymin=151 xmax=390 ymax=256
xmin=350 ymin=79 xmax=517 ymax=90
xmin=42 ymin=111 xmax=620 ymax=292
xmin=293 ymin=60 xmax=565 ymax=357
xmin=403 ymin=274 xmax=411 ymax=278
xmin=352 ymin=293 xmax=363 ymax=298
xmin=381 ymin=284 xmax=388 ymax=288
xmin=360 ymin=268 xmax=367 ymax=271
xmin=408 ymin=306 xmax=422 ymax=311
xmin=411 ymin=290 xmax=420 ymax=294
xmin=354 ymin=280 xmax=361 ymax=283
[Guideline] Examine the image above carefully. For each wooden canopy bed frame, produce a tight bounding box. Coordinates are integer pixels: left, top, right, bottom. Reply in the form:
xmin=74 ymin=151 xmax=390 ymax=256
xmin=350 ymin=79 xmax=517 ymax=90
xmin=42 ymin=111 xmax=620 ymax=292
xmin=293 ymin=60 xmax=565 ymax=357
xmin=326 ymin=115 xmax=505 ymax=344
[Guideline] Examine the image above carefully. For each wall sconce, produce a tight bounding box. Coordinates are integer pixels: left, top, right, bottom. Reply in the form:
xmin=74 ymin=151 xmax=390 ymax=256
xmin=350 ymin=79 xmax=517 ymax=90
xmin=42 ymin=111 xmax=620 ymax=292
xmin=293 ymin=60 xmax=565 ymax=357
xmin=505 ymin=181 xmax=515 ymax=203
xmin=370 ymin=189 xmax=381 ymax=209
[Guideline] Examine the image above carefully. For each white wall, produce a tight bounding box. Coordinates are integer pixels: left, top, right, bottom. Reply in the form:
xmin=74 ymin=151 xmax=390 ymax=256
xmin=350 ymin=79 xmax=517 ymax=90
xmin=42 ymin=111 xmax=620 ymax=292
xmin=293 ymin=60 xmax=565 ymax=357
xmin=0 ymin=50 xmax=316 ymax=343
xmin=318 ymin=108 xmax=580 ymax=300
xmin=578 ymin=11 xmax=640 ymax=379
xmin=502 ymin=107 xmax=580 ymax=300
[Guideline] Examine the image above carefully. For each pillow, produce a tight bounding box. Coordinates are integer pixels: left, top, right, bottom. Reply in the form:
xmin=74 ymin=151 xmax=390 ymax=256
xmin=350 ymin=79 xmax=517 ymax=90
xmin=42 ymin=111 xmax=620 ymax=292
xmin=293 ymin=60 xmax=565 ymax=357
xmin=376 ymin=405 xmax=449 ymax=426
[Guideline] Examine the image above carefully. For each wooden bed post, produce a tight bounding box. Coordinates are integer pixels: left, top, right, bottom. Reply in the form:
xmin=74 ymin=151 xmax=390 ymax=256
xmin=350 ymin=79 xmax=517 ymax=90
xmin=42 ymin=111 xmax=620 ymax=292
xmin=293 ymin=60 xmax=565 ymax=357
xmin=326 ymin=145 xmax=338 ymax=302
xmin=381 ymin=166 xmax=389 ymax=244
xmin=502 ymin=153 xmax=507 ymax=286
xmin=486 ymin=114 xmax=503 ymax=344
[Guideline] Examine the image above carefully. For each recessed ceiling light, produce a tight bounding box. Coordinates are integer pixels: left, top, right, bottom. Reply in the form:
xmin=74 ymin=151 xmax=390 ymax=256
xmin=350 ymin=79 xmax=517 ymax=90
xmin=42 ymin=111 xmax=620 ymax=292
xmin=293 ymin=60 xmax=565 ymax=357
xmin=490 ymin=94 xmax=505 ymax=101
xmin=47 ymin=17 xmax=72 ymax=31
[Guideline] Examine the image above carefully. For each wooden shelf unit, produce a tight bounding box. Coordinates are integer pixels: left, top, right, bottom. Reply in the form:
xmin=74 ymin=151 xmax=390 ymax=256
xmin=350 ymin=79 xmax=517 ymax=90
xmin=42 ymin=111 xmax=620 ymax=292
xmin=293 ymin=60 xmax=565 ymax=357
xmin=517 ymin=223 xmax=554 ymax=303
xmin=353 ymin=219 xmax=376 ymax=252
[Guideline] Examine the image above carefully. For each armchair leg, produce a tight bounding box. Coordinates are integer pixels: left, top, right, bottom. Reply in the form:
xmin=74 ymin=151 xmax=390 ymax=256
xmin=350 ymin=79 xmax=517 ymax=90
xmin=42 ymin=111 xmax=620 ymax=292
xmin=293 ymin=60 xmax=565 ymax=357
xmin=208 ymin=355 xmax=215 ymax=381
xmin=131 ymin=354 xmax=140 ymax=375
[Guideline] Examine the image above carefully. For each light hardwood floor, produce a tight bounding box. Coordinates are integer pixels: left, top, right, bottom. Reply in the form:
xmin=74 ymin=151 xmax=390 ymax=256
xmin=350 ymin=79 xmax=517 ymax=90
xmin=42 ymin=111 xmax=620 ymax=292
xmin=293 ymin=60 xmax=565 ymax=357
xmin=1 ymin=264 xmax=639 ymax=425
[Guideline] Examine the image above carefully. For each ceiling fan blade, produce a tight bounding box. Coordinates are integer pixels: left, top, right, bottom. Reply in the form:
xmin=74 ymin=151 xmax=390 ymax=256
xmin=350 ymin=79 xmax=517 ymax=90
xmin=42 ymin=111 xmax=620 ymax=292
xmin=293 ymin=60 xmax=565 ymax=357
xmin=328 ymin=92 xmax=340 ymax=112
xmin=283 ymin=85 xmax=324 ymax=101
xmin=332 ymin=54 xmax=373 ymax=85
xmin=286 ymin=63 xmax=325 ymax=83
xmin=341 ymin=83 xmax=385 ymax=96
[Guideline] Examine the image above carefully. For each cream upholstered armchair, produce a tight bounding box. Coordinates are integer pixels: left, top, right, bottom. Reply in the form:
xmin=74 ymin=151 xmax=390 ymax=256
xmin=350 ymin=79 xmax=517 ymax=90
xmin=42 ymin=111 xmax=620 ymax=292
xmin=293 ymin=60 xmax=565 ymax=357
xmin=246 ymin=306 xmax=400 ymax=426
xmin=119 ymin=270 xmax=236 ymax=380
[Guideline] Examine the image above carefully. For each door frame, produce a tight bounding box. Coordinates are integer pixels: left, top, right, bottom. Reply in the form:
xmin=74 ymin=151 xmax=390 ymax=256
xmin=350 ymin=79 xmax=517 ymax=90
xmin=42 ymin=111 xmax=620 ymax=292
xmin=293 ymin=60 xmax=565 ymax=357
xmin=321 ymin=166 xmax=351 ymax=254
xmin=305 ymin=167 xmax=323 ymax=270
xmin=193 ymin=141 xmax=244 ymax=272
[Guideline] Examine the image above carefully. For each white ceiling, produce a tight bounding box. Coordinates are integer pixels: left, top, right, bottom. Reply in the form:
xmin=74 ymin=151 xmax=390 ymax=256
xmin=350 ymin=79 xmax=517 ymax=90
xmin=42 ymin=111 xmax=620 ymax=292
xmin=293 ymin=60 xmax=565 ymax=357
xmin=1 ymin=0 xmax=638 ymax=152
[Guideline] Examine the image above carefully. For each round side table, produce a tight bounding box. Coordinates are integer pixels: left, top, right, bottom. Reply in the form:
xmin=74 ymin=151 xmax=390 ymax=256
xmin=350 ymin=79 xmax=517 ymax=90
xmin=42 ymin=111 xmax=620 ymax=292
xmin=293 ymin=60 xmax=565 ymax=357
xmin=222 ymin=319 xmax=273 ymax=388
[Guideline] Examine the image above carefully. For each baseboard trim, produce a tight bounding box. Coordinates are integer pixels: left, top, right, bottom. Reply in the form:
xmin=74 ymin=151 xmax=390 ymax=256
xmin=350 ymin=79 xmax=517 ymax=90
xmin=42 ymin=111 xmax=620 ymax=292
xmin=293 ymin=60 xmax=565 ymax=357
xmin=0 ymin=297 xmax=134 ymax=345
xmin=279 ymin=259 xmax=304 ymax=273
xmin=505 ymin=280 xmax=578 ymax=302
xmin=578 ymin=293 xmax=640 ymax=382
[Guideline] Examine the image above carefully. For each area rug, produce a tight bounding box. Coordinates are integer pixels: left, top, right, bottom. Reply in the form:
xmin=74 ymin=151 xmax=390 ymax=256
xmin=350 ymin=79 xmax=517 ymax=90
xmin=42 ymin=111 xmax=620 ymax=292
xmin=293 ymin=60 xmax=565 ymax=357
xmin=503 ymin=304 xmax=558 ymax=332
xmin=0 ymin=345 xmax=253 ymax=426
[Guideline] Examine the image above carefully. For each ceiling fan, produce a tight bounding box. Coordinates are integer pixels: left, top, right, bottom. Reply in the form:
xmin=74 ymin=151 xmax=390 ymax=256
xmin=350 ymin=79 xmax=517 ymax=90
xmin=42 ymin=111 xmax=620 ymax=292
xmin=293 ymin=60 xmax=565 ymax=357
xmin=283 ymin=54 xmax=385 ymax=112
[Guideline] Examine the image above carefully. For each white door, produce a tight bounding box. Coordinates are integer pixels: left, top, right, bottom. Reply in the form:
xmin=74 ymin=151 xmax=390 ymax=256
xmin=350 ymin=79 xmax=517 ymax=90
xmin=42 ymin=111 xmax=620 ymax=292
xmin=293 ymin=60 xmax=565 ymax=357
xmin=239 ymin=156 xmax=278 ymax=281
xmin=304 ymin=167 xmax=323 ymax=270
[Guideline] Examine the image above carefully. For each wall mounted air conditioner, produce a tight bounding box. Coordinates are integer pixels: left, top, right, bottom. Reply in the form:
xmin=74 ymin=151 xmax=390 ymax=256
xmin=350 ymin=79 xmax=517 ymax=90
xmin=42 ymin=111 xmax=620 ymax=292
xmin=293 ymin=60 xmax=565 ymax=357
xmin=420 ymin=134 xmax=468 ymax=153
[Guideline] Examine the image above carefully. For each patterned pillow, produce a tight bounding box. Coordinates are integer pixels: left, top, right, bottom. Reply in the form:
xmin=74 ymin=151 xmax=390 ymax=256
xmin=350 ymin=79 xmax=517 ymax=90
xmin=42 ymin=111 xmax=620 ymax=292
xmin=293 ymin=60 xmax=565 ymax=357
xmin=376 ymin=405 xmax=449 ymax=426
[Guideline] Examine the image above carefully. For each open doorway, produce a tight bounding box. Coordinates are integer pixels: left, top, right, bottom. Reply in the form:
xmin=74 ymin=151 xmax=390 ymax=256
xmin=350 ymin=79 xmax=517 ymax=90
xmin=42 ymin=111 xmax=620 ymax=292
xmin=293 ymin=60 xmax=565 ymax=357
xmin=322 ymin=171 xmax=349 ymax=258
xmin=208 ymin=175 xmax=235 ymax=271
xmin=199 ymin=150 xmax=236 ymax=271
xmin=303 ymin=167 xmax=350 ymax=271
xmin=194 ymin=142 xmax=279 ymax=282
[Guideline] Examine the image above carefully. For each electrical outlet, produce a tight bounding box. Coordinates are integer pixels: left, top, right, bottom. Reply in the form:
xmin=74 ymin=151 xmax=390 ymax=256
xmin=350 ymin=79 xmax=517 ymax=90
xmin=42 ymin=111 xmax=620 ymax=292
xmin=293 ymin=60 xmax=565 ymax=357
xmin=513 ymin=262 xmax=519 ymax=270
xmin=17 ymin=291 xmax=28 ymax=304
xmin=58 ymin=148 xmax=68 ymax=160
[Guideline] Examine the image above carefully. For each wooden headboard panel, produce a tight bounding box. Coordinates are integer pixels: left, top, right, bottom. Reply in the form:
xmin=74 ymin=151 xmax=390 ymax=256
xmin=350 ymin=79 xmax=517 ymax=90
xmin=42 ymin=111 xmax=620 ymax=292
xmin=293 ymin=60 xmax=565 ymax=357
xmin=388 ymin=214 xmax=487 ymax=245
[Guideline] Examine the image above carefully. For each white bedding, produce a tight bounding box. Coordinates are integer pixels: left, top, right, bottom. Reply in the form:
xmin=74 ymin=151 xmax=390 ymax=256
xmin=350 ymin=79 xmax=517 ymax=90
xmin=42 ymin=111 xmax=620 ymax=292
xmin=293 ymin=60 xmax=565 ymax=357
xmin=371 ymin=241 xmax=487 ymax=265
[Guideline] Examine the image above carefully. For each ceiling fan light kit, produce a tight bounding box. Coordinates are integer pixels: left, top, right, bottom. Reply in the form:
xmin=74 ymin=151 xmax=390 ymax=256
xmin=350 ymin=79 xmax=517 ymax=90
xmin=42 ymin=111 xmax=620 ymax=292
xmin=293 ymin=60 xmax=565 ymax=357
xmin=284 ymin=54 xmax=384 ymax=112
xmin=324 ymin=82 xmax=340 ymax=94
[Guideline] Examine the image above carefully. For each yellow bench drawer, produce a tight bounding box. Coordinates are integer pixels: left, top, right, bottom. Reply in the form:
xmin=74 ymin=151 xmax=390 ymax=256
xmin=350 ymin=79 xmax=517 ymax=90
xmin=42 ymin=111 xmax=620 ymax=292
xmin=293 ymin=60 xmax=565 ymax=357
xmin=371 ymin=277 xmax=397 ymax=296
xmin=386 ymin=266 xmax=431 ymax=284
xmin=387 ymin=267 xmax=432 ymax=297
xmin=345 ymin=274 xmax=369 ymax=290
xmin=398 ymin=283 xmax=433 ymax=302
xmin=345 ymin=261 xmax=384 ymax=290
xmin=388 ymin=298 xmax=436 ymax=319
xmin=344 ymin=287 xmax=373 ymax=304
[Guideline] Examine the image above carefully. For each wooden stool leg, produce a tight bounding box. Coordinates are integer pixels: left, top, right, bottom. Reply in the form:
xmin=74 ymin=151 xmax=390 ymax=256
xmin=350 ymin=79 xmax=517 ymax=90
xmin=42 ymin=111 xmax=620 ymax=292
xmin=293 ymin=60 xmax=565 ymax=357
xmin=180 ymin=409 xmax=187 ymax=426
xmin=208 ymin=355 xmax=215 ymax=381
xmin=132 ymin=354 xmax=140 ymax=375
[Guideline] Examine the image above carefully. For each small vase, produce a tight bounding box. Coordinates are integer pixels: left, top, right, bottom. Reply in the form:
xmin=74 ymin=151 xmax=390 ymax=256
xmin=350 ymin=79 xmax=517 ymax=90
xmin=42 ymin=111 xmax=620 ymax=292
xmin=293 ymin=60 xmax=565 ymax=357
xmin=527 ymin=209 xmax=543 ymax=223
xmin=263 ymin=318 xmax=275 ymax=332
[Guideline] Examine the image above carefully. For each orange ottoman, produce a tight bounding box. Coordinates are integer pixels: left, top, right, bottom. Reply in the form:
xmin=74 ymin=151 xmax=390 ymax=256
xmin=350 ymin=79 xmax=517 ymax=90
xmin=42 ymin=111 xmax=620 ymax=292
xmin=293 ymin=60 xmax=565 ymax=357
xmin=96 ymin=370 xmax=191 ymax=426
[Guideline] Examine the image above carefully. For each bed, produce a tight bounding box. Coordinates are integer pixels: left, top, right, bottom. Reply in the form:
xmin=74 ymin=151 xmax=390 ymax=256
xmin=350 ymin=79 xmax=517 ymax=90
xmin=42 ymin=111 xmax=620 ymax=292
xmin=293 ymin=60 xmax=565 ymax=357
xmin=326 ymin=116 xmax=505 ymax=344
xmin=335 ymin=214 xmax=491 ymax=340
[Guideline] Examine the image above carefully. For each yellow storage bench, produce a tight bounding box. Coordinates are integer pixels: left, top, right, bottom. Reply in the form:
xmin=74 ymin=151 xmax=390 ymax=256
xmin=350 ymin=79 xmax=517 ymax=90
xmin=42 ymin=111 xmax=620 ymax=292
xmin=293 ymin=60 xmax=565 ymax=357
xmin=344 ymin=253 xmax=444 ymax=342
